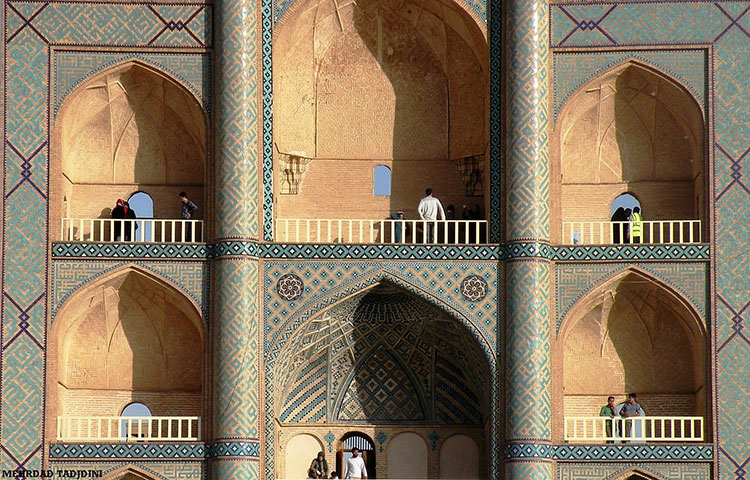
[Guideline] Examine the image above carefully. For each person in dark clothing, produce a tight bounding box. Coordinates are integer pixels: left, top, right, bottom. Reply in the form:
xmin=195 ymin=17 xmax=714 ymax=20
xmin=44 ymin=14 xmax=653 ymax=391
xmin=111 ymin=199 xmax=138 ymax=241
xmin=308 ymin=451 xmax=328 ymax=479
xmin=611 ymin=207 xmax=627 ymax=244
xmin=178 ymin=191 xmax=198 ymax=242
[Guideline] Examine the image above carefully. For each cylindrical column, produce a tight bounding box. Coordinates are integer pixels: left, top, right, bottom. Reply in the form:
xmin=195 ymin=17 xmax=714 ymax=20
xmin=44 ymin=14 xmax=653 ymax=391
xmin=503 ymin=0 xmax=552 ymax=478
xmin=212 ymin=0 xmax=261 ymax=474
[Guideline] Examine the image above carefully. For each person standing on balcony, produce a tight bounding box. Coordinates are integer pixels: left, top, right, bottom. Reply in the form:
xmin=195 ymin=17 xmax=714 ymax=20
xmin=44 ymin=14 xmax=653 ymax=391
xmin=619 ymin=393 xmax=643 ymax=442
xmin=418 ymin=188 xmax=445 ymax=243
xmin=179 ymin=191 xmax=198 ymax=242
xmin=630 ymin=207 xmax=643 ymax=243
xmin=611 ymin=207 xmax=627 ymax=244
xmin=112 ymin=199 xmax=137 ymax=241
xmin=599 ymin=396 xmax=616 ymax=443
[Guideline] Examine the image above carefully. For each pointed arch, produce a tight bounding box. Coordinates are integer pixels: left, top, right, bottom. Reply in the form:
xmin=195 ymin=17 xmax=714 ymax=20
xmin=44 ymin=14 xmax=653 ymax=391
xmin=52 ymin=263 xmax=205 ymax=329
xmin=101 ymin=465 xmax=168 ymax=480
xmin=269 ymin=269 xmax=494 ymax=363
xmin=611 ymin=468 xmax=666 ymax=480
xmin=550 ymin=59 xmax=707 ymax=244
xmin=51 ymin=60 xmax=208 ymax=239
xmin=556 ymin=266 xmax=709 ymax=425
xmin=47 ymin=265 xmax=206 ymax=441
xmin=558 ymin=266 xmax=705 ymax=342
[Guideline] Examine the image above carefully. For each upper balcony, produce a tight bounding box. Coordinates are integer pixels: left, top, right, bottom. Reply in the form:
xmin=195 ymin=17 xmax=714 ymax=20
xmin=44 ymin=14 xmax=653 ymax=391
xmin=60 ymin=218 xmax=204 ymax=244
xmin=562 ymin=219 xmax=701 ymax=245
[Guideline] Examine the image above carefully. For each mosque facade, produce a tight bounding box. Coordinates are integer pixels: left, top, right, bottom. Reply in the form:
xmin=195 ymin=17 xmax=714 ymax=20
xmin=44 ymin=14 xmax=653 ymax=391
xmin=0 ymin=0 xmax=739 ymax=479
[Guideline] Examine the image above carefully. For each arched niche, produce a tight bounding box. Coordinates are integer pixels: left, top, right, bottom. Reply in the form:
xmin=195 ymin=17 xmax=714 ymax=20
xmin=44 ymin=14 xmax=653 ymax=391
xmin=273 ymin=0 xmax=488 ymax=223
xmin=284 ymin=434 xmax=325 ymax=479
xmin=51 ymin=62 xmax=207 ymax=240
xmin=271 ymin=281 xmax=491 ymax=478
xmin=551 ymin=62 xmax=706 ymax=243
xmin=439 ymin=434 xmax=479 ymax=479
xmin=47 ymin=267 xmax=205 ymax=439
xmin=555 ymin=270 xmax=708 ymax=440
xmin=387 ymin=432 xmax=428 ymax=479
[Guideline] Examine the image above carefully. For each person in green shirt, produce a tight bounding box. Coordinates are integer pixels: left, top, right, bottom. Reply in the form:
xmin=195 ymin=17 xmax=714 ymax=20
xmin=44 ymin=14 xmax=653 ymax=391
xmin=630 ymin=207 xmax=643 ymax=243
xmin=599 ymin=396 xmax=616 ymax=443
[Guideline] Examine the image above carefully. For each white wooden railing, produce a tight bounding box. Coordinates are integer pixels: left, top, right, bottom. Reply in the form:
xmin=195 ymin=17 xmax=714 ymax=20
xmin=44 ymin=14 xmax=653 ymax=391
xmin=562 ymin=220 xmax=701 ymax=245
xmin=276 ymin=219 xmax=488 ymax=244
xmin=56 ymin=416 xmax=201 ymax=442
xmin=60 ymin=218 xmax=204 ymax=243
xmin=564 ymin=416 xmax=704 ymax=442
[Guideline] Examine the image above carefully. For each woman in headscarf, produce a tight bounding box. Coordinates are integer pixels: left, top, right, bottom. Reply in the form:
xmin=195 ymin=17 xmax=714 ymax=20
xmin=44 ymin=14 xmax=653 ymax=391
xmin=611 ymin=207 xmax=627 ymax=244
xmin=308 ymin=451 xmax=328 ymax=479
xmin=111 ymin=199 xmax=126 ymax=241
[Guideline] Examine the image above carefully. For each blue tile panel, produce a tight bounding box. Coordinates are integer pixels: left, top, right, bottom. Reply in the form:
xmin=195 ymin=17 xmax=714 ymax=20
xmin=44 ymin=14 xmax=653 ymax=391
xmin=51 ymin=242 xmax=711 ymax=261
xmin=550 ymin=2 xmax=750 ymax=478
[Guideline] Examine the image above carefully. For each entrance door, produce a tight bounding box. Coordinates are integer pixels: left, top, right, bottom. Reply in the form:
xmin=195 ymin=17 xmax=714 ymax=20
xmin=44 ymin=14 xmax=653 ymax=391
xmin=337 ymin=433 xmax=376 ymax=478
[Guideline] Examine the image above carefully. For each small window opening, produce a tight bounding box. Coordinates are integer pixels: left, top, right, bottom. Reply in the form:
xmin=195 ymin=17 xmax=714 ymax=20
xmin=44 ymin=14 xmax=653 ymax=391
xmin=127 ymin=191 xmax=154 ymax=242
xmin=374 ymin=165 xmax=391 ymax=196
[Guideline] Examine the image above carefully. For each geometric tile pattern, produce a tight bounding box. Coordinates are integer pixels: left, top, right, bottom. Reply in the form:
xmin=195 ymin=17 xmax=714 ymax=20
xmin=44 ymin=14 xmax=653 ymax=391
xmin=552 ymin=444 xmax=714 ymax=461
xmin=550 ymin=2 xmax=750 ymax=478
xmin=488 ymin=0 xmax=502 ymax=243
xmin=262 ymin=262 xmax=499 ymax=480
xmin=337 ymin=346 xmax=426 ymax=422
xmin=557 ymin=462 xmax=711 ymax=480
xmin=51 ymin=241 xmax=712 ymax=262
xmin=2 ymin=1 xmax=210 ymax=473
xmin=551 ymin=244 xmax=710 ymax=262
xmin=49 ymin=442 xmax=260 ymax=460
xmin=505 ymin=260 xmax=552 ymax=443
xmin=47 ymin=461 xmax=205 ymax=480
xmin=53 ymin=50 xmax=211 ymax=117
xmin=505 ymin=0 xmax=550 ymax=242
xmin=435 ymin=353 xmax=482 ymax=424
xmin=275 ymin=288 xmax=487 ymax=426
xmin=263 ymin=261 xmax=499 ymax=347
xmin=50 ymin=260 xmax=209 ymax=320
xmin=52 ymin=242 xmax=209 ymax=259
xmin=552 ymin=49 xmax=706 ymax=123
xmin=213 ymin=260 xmax=259 ymax=441
xmin=49 ymin=443 xmax=206 ymax=459
xmin=213 ymin=0 xmax=259 ymax=240
xmin=555 ymin=262 xmax=708 ymax=331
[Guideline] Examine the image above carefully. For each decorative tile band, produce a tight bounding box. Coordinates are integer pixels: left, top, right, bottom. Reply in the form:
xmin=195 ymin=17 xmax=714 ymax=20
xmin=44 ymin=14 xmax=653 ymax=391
xmin=504 ymin=444 xmax=713 ymax=461
xmin=52 ymin=243 xmax=209 ymax=258
xmin=49 ymin=443 xmax=206 ymax=459
xmin=52 ymin=242 xmax=711 ymax=261
xmin=50 ymin=442 xmax=261 ymax=459
xmin=207 ymin=441 xmax=261 ymax=458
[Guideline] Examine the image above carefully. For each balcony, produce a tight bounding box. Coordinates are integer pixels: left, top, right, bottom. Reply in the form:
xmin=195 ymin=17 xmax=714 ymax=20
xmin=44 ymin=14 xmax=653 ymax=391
xmin=275 ymin=218 xmax=489 ymax=244
xmin=60 ymin=218 xmax=204 ymax=243
xmin=562 ymin=220 xmax=701 ymax=245
xmin=564 ymin=416 xmax=704 ymax=443
xmin=56 ymin=416 xmax=201 ymax=442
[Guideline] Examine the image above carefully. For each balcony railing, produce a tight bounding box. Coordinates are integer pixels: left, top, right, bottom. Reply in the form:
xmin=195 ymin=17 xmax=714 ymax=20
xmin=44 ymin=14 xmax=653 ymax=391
xmin=276 ymin=218 xmax=488 ymax=244
xmin=56 ymin=416 xmax=201 ymax=442
xmin=562 ymin=220 xmax=701 ymax=245
xmin=60 ymin=218 xmax=204 ymax=243
xmin=564 ymin=416 xmax=704 ymax=443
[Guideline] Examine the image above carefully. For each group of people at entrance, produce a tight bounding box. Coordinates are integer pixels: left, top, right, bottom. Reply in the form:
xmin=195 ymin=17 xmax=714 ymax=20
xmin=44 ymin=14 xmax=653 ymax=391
xmin=611 ymin=207 xmax=643 ymax=244
xmin=309 ymin=449 xmax=367 ymax=479
xmin=600 ymin=393 xmax=645 ymax=442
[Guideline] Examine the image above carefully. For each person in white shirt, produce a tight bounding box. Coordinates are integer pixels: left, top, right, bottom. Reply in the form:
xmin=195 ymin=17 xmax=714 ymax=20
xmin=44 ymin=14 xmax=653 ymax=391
xmin=417 ymin=188 xmax=446 ymax=243
xmin=344 ymin=448 xmax=368 ymax=479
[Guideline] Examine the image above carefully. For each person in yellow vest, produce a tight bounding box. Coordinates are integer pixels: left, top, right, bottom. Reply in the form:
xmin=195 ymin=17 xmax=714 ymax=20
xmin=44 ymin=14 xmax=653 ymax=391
xmin=630 ymin=207 xmax=643 ymax=243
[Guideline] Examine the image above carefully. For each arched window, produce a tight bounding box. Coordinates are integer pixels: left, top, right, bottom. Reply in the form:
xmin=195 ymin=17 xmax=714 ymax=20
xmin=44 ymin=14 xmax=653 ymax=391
xmin=121 ymin=402 xmax=151 ymax=441
xmin=610 ymin=193 xmax=641 ymax=219
xmin=374 ymin=165 xmax=391 ymax=196
xmin=128 ymin=192 xmax=154 ymax=241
